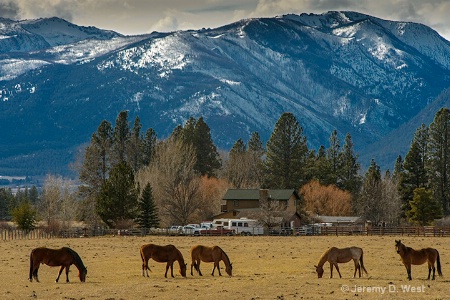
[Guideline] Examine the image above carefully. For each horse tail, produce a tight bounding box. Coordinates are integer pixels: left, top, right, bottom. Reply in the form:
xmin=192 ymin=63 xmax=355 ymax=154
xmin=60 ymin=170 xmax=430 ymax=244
xmin=360 ymin=251 xmax=368 ymax=275
xmin=436 ymin=250 xmax=443 ymax=277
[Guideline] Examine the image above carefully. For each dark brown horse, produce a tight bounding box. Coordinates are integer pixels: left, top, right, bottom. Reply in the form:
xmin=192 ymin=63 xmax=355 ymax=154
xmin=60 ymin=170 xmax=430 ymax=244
xmin=29 ymin=247 xmax=87 ymax=283
xmin=190 ymin=245 xmax=232 ymax=276
xmin=314 ymin=246 xmax=367 ymax=278
xmin=140 ymin=244 xmax=187 ymax=278
xmin=395 ymin=239 xmax=442 ymax=280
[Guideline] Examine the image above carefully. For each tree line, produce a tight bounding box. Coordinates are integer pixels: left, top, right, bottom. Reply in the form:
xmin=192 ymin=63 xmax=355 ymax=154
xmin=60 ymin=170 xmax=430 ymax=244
xmin=2 ymin=108 xmax=450 ymax=231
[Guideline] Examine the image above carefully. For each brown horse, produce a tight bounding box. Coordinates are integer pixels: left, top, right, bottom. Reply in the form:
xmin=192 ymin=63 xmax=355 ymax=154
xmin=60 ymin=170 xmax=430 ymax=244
xmin=190 ymin=245 xmax=233 ymax=276
xmin=395 ymin=239 xmax=442 ymax=280
xmin=140 ymin=244 xmax=187 ymax=278
xmin=29 ymin=247 xmax=87 ymax=283
xmin=315 ymin=246 xmax=367 ymax=278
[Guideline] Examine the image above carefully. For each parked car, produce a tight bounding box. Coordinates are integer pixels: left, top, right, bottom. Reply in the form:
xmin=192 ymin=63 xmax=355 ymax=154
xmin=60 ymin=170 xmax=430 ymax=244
xmin=168 ymin=226 xmax=183 ymax=235
xmin=182 ymin=225 xmax=197 ymax=235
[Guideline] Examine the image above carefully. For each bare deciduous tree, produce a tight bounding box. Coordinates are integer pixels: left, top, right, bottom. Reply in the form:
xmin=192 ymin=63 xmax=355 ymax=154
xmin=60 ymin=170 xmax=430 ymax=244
xmin=137 ymin=138 xmax=202 ymax=226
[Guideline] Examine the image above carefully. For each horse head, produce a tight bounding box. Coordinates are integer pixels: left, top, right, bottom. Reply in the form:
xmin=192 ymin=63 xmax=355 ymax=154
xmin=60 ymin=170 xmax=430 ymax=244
xmin=79 ymin=267 xmax=87 ymax=282
xmin=314 ymin=265 xmax=324 ymax=278
xmin=395 ymin=240 xmax=403 ymax=254
xmin=180 ymin=263 xmax=187 ymax=277
xmin=226 ymin=263 xmax=233 ymax=276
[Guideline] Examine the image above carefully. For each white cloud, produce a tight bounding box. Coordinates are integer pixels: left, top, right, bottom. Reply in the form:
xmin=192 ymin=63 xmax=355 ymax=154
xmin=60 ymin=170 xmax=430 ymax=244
xmin=0 ymin=0 xmax=448 ymax=40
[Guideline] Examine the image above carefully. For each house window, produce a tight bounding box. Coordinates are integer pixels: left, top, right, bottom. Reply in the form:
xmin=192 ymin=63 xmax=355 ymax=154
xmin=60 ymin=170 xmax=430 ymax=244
xmin=233 ymin=200 xmax=239 ymax=207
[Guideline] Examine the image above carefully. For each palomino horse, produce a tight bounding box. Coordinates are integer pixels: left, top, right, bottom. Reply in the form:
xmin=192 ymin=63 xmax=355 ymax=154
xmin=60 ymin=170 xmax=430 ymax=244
xmin=140 ymin=244 xmax=187 ymax=278
xmin=315 ymin=246 xmax=367 ymax=278
xmin=190 ymin=245 xmax=233 ymax=276
xmin=29 ymin=247 xmax=87 ymax=283
xmin=395 ymin=239 xmax=442 ymax=280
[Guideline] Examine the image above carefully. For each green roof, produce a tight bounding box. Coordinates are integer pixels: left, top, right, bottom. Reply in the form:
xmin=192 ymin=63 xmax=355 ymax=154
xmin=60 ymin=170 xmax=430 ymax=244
xmin=223 ymin=189 xmax=298 ymax=200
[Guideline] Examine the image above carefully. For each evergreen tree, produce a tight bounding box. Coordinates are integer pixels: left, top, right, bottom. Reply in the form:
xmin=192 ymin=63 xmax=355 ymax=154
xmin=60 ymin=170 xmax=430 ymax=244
xmin=128 ymin=116 xmax=144 ymax=172
xmin=355 ymin=159 xmax=383 ymax=223
xmin=0 ymin=188 xmax=14 ymax=219
xmin=407 ymin=188 xmax=442 ymax=225
xmin=96 ymin=161 xmax=138 ymax=228
xmin=112 ymin=111 xmax=131 ymax=164
xmin=247 ymin=132 xmax=265 ymax=187
xmin=392 ymin=155 xmax=404 ymax=183
xmin=264 ymin=112 xmax=308 ymax=189
xmin=11 ymin=200 xmax=37 ymax=231
xmin=427 ymin=108 xmax=450 ymax=215
xmin=399 ymin=124 xmax=429 ymax=214
xmin=136 ymin=183 xmax=160 ymax=229
xmin=326 ymin=130 xmax=341 ymax=185
xmin=339 ymin=133 xmax=361 ymax=195
xmin=142 ymin=128 xmax=157 ymax=166
xmin=193 ymin=117 xmax=221 ymax=177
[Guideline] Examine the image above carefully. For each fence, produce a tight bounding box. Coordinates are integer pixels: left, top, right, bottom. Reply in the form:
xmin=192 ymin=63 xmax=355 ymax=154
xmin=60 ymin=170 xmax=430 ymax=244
xmin=318 ymin=226 xmax=450 ymax=237
xmin=3 ymin=226 xmax=450 ymax=241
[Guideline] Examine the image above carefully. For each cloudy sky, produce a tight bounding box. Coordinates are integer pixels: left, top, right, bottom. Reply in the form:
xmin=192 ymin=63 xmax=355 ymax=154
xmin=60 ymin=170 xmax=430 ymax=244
xmin=1 ymin=0 xmax=449 ymax=40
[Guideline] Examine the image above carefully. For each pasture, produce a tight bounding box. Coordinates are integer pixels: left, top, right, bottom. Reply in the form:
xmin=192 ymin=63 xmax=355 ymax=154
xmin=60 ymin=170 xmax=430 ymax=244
xmin=1 ymin=235 xmax=449 ymax=299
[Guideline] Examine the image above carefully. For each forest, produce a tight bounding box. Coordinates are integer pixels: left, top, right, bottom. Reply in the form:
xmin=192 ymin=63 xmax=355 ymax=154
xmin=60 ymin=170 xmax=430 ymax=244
xmin=1 ymin=108 xmax=450 ymax=232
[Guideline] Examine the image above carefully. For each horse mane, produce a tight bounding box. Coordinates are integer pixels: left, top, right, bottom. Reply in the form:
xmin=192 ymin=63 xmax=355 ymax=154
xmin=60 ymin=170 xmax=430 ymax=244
xmin=65 ymin=247 xmax=86 ymax=270
xmin=218 ymin=246 xmax=231 ymax=264
xmin=317 ymin=248 xmax=332 ymax=267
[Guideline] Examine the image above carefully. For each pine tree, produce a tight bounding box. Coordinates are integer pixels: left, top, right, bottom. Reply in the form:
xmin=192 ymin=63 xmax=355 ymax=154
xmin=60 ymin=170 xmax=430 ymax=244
xmin=96 ymin=161 xmax=138 ymax=228
xmin=326 ymin=129 xmax=341 ymax=185
xmin=264 ymin=112 xmax=308 ymax=189
xmin=355 ymin=159 xmax=383 ymax=223
xmin=128 ymin=116 xmax=144 ymax=172
xmin=112 ymin=111 xmax=130 ymax=164
xmin=339 ymin=133 xmax=361 ymax=195
xmin=407 ymin=188 xmax=442 ymax=225
xmin=399 ymin=124 xmax=429 ymax=214
xmin=142 ymin=128 xmax=157 ymax=166
xmin=136 ymin=183 xmax=160 ymax=229
xmin=193 ymin=117 xmax=221 ymax=177
xmin=427 ymin=108 xmax=450 ymax=215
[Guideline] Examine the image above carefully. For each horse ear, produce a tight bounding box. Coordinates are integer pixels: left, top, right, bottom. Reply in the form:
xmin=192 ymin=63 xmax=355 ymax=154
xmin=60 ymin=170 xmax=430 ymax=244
xmin=314 ymin=265 xmax=318 ymax=268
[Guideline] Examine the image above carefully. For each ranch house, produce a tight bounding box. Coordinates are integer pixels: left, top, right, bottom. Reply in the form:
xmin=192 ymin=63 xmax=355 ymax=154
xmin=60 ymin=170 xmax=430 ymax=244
xmin=216 ymin=189 xmax=302 ymax=228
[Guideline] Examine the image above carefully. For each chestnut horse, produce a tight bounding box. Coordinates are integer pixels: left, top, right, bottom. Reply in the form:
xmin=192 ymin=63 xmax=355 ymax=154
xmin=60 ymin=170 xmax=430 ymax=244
xmin=140 ymin=244 xmax=187 ymax=278
xmin=314 ymin=246 xmax=367 ymax=278
xmin=190 ymin=245 xmax=232 ymax=276
xmin=29 ymin=247 xmax=87 ymax=283
xmin=395 ymin=239 xmax=442 ymax=280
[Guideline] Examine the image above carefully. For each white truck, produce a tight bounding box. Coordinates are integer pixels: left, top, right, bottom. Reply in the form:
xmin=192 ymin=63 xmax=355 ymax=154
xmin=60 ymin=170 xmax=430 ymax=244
xmin=212 ymin=218 xmax=264 ymax=236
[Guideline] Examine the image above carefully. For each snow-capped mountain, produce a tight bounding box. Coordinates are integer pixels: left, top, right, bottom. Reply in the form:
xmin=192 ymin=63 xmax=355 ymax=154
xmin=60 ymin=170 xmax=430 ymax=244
xmin=0 ymin=11 xmax=449 ymax=176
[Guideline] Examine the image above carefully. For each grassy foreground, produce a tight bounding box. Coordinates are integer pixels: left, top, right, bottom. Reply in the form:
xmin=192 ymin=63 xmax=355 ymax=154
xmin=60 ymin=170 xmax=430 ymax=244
xmin=1 ymin=235 xmax=448 ymax=299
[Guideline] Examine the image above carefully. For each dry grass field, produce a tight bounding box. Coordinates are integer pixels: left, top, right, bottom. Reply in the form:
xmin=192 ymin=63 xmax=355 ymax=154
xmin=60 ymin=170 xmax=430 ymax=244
xmin=1 ymin=235 xmax=449 ymax=299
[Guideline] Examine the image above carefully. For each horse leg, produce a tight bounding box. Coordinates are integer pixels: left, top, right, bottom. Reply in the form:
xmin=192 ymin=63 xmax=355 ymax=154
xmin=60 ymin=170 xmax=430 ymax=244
xmin=197 ymin=260 xmax=203 ymax=276
xmin=55 ymin=266 xmax=64 ymax=283
xmin=170 ymin=262 xmax=175 ymax=278
xmin=353 ymin=260 xmax=358 ymax=278
xmin=329 ymin=262 xmax=333 ymax=278
xmin=142 ymin=258 xmax=150 ymax=277
xmin=431 ymin=262 xmax=436 ymax=280
xmin=65 ymin=266 xmax=70 ymax=283
xmin=405 ymin=265 xmax=412 ymax=280
xmin=216 ymin=262 xmax=222 ymax=276
xmin=334 ymin=263 xmax=342 ymax=278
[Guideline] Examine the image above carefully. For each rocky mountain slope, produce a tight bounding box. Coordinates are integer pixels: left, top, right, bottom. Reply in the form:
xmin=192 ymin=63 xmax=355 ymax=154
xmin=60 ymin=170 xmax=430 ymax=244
xmin=0 ymin=11 xmax=449 ymax=176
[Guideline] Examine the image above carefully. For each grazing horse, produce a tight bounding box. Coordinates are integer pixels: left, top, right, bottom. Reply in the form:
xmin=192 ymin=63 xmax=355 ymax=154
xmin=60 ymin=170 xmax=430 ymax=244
xmin=190 ymin=245 xmax=233 ymax=276
xmin=140 ymin=244 xmax=187 ymax=278
xmin=314 ymin=246 xmax=367 ymax=278
xmin=29 ymin=247 xmax=87 ymax=283
xmin=395 ymin=239 xmax=442 ymax=280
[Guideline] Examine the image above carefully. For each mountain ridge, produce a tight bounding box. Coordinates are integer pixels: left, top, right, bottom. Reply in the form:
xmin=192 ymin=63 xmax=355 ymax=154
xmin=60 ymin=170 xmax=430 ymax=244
xmin=0 ymin=12 xmax=449 ymax=177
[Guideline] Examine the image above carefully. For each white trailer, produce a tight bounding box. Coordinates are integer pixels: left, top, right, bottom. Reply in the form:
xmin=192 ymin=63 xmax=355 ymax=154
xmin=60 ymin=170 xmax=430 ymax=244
xmin=212 ymin=218 xmax=264 ymax=235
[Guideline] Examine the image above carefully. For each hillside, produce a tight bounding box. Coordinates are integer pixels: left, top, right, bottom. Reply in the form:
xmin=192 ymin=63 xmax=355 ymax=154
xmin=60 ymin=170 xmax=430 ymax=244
xmin=0 ymin=11 xmax=449 ymax=176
